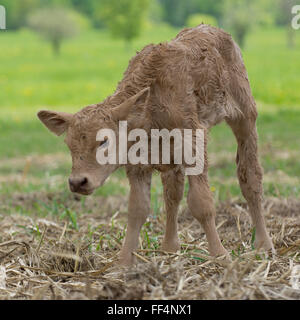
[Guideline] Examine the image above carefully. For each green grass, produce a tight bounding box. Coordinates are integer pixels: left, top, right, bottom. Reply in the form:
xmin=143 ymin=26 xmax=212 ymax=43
xmin=244 ymin=28 xmax=300 ymax=107
xmin=0 ymin=25 xmax=179 ymax=117
xmin=0 ymin=26 xmax=300 ymax=116
xmin=0 ymin=25 xmax=299 ymax=214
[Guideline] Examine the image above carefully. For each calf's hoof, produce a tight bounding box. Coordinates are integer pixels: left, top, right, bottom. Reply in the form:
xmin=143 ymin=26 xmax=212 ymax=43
xmin=254 ymin=236 xmax=276 ymax=257
xmin=209 ymin=243 xmax=230 ymax=259
xmin=213 ymin=249 xmax=231 ymax=262
xmin=161 ymin=240 xmax=180 ymax=253
xmin=118 ymin=251 xmax=136 ymax=267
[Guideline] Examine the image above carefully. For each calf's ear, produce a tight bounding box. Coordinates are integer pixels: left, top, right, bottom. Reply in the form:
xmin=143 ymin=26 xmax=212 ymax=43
xmin=37 ymin=110 xmax=73 ymax=136
xmin=111 ymin=87 xmax=150 ymax=121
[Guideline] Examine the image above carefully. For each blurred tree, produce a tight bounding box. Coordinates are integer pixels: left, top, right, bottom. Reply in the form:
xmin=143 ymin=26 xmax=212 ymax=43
xmin=186 ymin=14 xmax=218 ymax=28
xmin=69 ymin=0 xmax=105 ymax=28
xmin=159 ymin=0 xmax=222 ymax=27
xmin=159 ymin=0 xmax=193 ymax=27
xmin=222 ymin=0 xmax=275 ymax=49
xmin=70 ymin=0 xmax=95 ymax=18
xmin=1 ymin=0 xmax=39 ymax=30
xmin=193 ymin=1 xmax=223 ymax=22
xmin=275 ymin=0 xmax=298 ymax=48
xmin=100 ymin=0 xmax=150 ymax=48
xmin=27 ymin=8 xmax=80 ymax=55
xmin=38 ymin=0 xmax=73 ymax=7
xmin=148 ymin=0 xmax=164 ymax=25
xmin=222 ymin=0 xmax=254 ymax=48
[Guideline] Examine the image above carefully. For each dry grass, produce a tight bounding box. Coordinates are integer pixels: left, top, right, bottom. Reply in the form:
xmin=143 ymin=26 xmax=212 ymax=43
xmin=0 ymin=197 xmax=299 ymax=300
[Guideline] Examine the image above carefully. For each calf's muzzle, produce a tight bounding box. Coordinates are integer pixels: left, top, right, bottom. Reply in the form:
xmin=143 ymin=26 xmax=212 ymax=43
xmin=69 ymin=176 xmax=89 ymax=193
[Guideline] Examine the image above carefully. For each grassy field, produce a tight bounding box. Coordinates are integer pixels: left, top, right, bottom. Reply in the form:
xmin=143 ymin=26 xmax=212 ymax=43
xmin=0 ymin=25 xmax=299 ymax=202
xmin=0 ymin=25 xmax=299 ymax=299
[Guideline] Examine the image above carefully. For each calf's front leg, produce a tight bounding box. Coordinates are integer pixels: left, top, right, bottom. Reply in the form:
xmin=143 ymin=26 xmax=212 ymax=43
xmin=119 ymin=167 xmax=152 ymax=266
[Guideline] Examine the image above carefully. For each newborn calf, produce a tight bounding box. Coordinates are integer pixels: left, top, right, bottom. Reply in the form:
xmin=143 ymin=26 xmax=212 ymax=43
xmin=38 ymin=25 xmax=274 ymax=266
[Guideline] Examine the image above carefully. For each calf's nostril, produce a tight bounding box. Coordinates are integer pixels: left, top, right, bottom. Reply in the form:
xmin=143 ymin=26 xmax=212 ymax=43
xmin=69 ymin=177 xmax=88 ymax=190
xmin=80 ymin=177 xmax=88 ymax=186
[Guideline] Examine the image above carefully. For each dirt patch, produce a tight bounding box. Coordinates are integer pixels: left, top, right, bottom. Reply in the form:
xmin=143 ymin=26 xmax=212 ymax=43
xmin=0 ymin=153 xmax=70 ymax=169
xmin=0 ymin=191 xmax=128 ymax=218
xmin=0 ymin=198 xmax=299 ymax=300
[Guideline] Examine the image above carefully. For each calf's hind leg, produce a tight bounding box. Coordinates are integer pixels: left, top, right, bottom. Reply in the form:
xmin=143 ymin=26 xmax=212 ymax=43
xmin=161 ymin=168 xmax=185 ymax=252
xmin=227 ymin=115 xmax=274 ymax=253
xmin=187 ymin=173 xmax=228 ymax=257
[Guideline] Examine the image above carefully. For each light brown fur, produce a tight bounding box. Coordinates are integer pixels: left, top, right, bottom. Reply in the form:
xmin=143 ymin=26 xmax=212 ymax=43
xmin=38 ymin=25 xmax=274 ymax=266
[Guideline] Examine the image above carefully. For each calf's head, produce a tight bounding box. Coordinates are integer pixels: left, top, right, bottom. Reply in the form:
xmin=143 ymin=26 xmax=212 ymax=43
xmin=37 ymin=87 xmax=149 ymax=195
